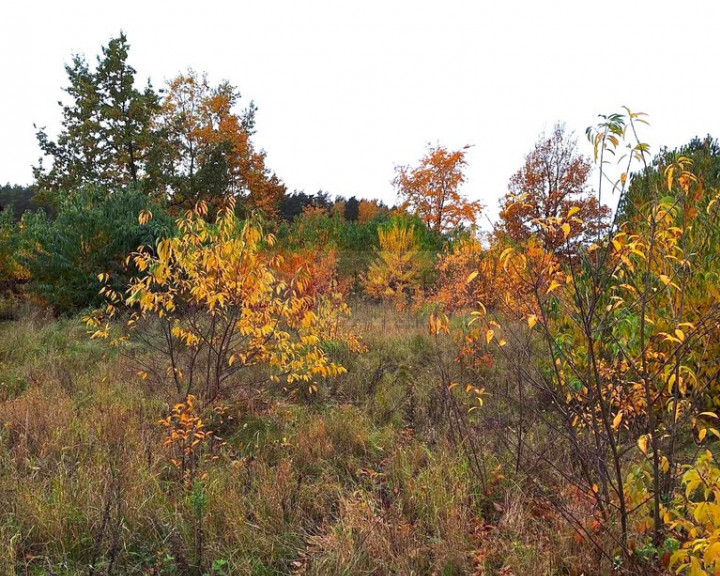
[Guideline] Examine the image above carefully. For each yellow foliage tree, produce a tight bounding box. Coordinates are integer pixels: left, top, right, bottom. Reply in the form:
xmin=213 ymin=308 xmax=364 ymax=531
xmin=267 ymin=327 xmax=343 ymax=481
xmin=87 ymin=200 xmax=346 ymax=399
xmin=364 ymin=220 xmax=427 ymax=310
xmin=447 ymin=110 xmax=720 ymax=570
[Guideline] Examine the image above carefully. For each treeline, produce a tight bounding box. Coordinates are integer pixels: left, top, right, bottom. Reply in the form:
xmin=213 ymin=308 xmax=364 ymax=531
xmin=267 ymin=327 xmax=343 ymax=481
xmin=0 ymin=184 xmax=38 ymax=221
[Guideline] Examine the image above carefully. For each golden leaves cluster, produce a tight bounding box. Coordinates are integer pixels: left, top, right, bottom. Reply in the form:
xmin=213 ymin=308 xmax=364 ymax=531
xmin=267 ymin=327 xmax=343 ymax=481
xmin=88 ymin=200 xmax=347 ymax=395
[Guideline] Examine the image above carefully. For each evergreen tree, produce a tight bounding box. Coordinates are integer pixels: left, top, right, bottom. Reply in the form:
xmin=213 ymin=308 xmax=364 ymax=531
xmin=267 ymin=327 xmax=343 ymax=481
xmin=33 ymin=33 xmax=160 ymax=205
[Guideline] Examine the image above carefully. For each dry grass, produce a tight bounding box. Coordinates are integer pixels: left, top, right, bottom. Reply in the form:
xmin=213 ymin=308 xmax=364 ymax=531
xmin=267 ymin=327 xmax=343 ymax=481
xmin=0 ymin=302 xmax=621 ymax=575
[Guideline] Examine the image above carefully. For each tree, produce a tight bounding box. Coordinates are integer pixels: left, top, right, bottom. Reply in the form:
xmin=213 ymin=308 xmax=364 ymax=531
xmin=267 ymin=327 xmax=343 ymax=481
xmin=459 ymin=111 xmax=720 ymax=569
xmin=393 ymin=144 xmax=481 ymax=234
xmin=344 ymin=196 xmax=360 ymax=221
xmin=155 ymin=71 xmax=285 ymax=214
xmin=357 ymin=199 xmax=381 ymax=223
xmin=618 ymin=134 xmax=720 ymax=225
xmin=431 ymin=234 xmax=512 ymax=313
xmin=498 ymin=123 xmax=609 ymax=252
xmin=0 ymin=209 xmax=28 ymax=287
xmin=34 ymin=33 xmax=160 ymax=204
xmin=20 ymin=186 xmax=171 ymax=313
xmin=34 ymin=37 xmax=285 ymax=217
xmin=331 ymin=199 xmax=346 ymax=219
xmin=87 ymin=200 xmax=346 ymax=399
xmin=0 ymin=184 xmax=40 ymax=222
xmin=364 ymin=217 xmax=431 ymax=309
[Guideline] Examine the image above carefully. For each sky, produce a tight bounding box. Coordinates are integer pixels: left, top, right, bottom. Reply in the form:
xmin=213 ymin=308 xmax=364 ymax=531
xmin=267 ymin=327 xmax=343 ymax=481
xmin=2 ymin=0 xmax=719 ymax=225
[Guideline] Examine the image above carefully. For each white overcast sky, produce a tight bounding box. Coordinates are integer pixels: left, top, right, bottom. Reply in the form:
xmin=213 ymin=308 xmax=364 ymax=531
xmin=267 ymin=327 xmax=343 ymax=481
xmin=1 ymin=0 xmax=719 ymax=224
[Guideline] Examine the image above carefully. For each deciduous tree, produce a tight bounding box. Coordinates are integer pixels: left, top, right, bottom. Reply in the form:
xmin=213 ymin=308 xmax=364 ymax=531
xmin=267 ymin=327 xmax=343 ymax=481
xmin=364 ymin=218 xmax=428 ymax=309
xmin=21 ymin=186 xmax=171 ymax=312
xmin=498 ymin=124 xmax=609 ymax=252
xmin=87 ymin=199 xmax=346 ymax=399
xmin=461 ymin=111 xmax=720 ymax=569
xmin=393 ymin=144 xmax=481 ymax=234
xmin=155 ymin=71 xmax=285 ymax=214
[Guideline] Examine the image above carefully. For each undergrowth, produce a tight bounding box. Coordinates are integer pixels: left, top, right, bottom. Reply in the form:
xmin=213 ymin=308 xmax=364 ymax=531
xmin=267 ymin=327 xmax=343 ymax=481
xmin=0 ymin=301 xmax=596 ymax=575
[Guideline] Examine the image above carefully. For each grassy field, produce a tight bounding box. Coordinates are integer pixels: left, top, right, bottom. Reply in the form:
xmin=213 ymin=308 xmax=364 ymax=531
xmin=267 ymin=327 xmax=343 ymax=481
xmin=0 ymin=300 xmax=599 ymax=576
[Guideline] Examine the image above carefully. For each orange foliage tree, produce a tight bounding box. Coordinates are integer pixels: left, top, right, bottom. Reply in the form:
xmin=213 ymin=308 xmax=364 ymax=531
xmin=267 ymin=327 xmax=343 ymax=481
xmin=155 ymin=71 xmax=285 ymax=214
xmin=497 ymin=123 xmax=610 ymax=252
xmin=431 ymin=234 xmax=527 ymax=314
xmin=393 ymin=144 xmax=482 ymax=233
xmin=357 ymin=199 xmax=382 ymax=224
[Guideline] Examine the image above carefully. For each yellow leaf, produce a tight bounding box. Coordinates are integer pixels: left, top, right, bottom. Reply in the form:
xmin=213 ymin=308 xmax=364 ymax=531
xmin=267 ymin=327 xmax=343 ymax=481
xmin=666 ymin=166 xmax=674 ymax=191
xmin=567 ymin=206 xmax=580 ymax=218
xmin=612 ymin=411 xmax=623 ymax=430
xmin=561 ymin=223 xmax=571 ymax=239
xmin=466 ymin=271 xmax=479 ymax=284
xmin=546 ymin=280 xmax=560 ymax=294
xmin=138 ymin=210 xmax=153 ymax=225
xmin=690 ymin=555 xmax=708 ymax=576
xmin=699 ymin=428 xmax=707 ymax=441
xmin=660 ymin=456 xmax=669 ymax=474
xmin=485 ymin=329 xmax=494 ymax=345
xmin=704 ymin=541 xmax=720 ymax=567
xmin=637 ymin=435 xmax=648 ymax=456
xmin=675 ymin=329 xmax=685 ymax=342
xmin=528 ymin=315 xmax=537 ymax=329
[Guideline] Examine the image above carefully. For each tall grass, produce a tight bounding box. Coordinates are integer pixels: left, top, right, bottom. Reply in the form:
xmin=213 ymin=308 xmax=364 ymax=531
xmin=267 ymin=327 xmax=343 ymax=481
xmin=0 ymin=302 xmax=590 ymax=575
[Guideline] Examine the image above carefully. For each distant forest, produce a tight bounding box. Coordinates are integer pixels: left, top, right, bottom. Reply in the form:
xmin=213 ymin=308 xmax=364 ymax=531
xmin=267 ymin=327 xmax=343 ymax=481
xmin=0 ymin=184 xmax=39 ymax=221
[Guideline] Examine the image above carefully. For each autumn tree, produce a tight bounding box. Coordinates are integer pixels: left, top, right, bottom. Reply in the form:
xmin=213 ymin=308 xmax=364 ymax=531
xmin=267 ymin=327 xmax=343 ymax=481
xmin=87 ymin=199 xmax=347 ymax=400
xmin=393 ymin=144 xmax=481 ymax=234
xmin=364 ymin=218 xmax=430 ymax=309
xmin=34 ymin=36 xmax=285 ymax=216
xmin=356 ymin=199 xmax=381 ymax=223
xmin=154 ymin=71 xmax=285 ymax=214
xmin=331 ymin=199 xmax=346 ymax=220
xmin=497 ymin=123 xmax=609 ymax=252
xmin=0 ymin=209 xmax=27 ymax=287
xmin=431 ymin=234 xmax=513 ymax=313
xmin=459 ymin=110 xmax=720 ymax=570
xmin=34 ymin=32 xmax=160 ymax=205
